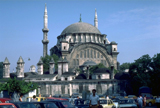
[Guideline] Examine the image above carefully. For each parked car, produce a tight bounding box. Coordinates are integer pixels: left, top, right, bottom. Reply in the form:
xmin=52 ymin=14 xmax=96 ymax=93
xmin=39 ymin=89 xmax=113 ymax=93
xmin=11 ymin=102 xmax=37 ymax=108
xmin=118 ymin=98 xmax=137 ymax=108
xmin=99 ymin=99 xmax=116 ymax=108
xmin=31 ymin=101 xmax=58 ymax=108
xmin=44 ymin=100 xmax=75 ymax=108
xmin=146 ymin=97 xmax=156 ymax=106
xmin=71 ymin=93 xmax=79 ymax=98
xmin=46 ymin=97 xmax=68 ymax=101
xmin=0 ymin=103 xmax=17 ymax=108
xmin=53 ymin=94 xmax=61 ymax=98
xmin=0 ymin=98 xmax=13 ymax=103
xmin=74 ymin=99 xmax=89 ymax=108
xmin=111 ymin=98 xmax=119 ymax=108
xmin=127 ymin=95 xmax=137 ymax=99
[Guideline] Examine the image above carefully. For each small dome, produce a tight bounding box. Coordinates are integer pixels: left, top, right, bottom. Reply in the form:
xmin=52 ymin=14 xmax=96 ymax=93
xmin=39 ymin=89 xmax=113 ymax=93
xmin=61 ymin=22 xmax=101 ymax=35
xmin=81 ymin=60 xmax=97 ymax=66
xmin=110 ymin=41 xmax=117 ymax=45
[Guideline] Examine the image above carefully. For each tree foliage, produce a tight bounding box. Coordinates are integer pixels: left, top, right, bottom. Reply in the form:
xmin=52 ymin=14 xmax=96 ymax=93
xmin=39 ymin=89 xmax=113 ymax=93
xmin=41 ymin=54 xmax=59 ymax=72
xmin=0 ymin=62 xmax=3 ymax=69
xmin=120 ymin=62 xmax=131 ymax=71
xmin=127 ymin=53 xmax=160 ymax=95
xmin=89 ymin=63 xmax=107 ymax=74
xmin=0 ymin=77 xmax=38 ymax=95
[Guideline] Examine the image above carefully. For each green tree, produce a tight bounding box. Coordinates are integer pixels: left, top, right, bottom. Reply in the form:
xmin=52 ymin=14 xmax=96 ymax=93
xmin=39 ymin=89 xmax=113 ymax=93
xmin=150 ymin=53 xmax=160 ymax=95
xmin=41 ymin=54 xmax=59 ymax=72
xmin=129 ymin=54 xmax=152 ymax=95
xmin=0 ymin=62 xmax=3 ymax=78
xmin=89 ymin=63 xmax=107 ymax=74
xmin=0 ymin=77 xmax=38 ymax=96
xmin=120 ymin=62 xmax=131 ymax=71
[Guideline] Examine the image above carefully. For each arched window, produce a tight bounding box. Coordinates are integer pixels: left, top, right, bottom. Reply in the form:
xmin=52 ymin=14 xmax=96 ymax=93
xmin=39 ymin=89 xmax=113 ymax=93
xmin=65 ymin=77 xmax=67 ymax=81
xmin=114 ymin=48 xmax=116 ymax=51
xmin=104 ymin=40 xmax=106 ymax=44
xmin=64 ymin=46 xmax=66 ymax=50
xmin=98 ymin=75 xmax=101 ymax=79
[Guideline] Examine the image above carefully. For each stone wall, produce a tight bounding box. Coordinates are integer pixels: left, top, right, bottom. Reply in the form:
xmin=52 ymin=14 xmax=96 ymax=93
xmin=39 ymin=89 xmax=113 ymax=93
xmin=34 ymin=79 xmax=126 ymax=96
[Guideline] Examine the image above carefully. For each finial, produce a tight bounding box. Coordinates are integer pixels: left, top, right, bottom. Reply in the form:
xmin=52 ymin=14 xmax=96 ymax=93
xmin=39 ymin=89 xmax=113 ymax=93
xmin=45 ymin=3 xmax=47 ymax=13
xmin=79 ymin=14 xmax=82 ymax=22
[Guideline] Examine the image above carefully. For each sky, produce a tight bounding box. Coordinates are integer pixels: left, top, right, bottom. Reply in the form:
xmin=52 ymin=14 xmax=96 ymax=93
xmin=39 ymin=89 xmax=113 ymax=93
xmin=0 ymin=0 xmax=160 ymax=72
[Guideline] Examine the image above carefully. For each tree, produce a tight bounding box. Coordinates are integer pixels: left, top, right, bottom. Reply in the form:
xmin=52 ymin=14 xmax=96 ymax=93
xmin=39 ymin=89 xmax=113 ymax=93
xmin=120 ymin=62 xmax=131 ymax=71
xmin=129 ymin=54 xmax=152 ymax=95
xmin=41 ymin=54 xmax=59 ymax=72
xmin=89 ymin=63 xmax=106 ymax=74
xmin=0 ymin=77 xmax=38 ymax=96
xmin=149 ymin=53 xmax=160 ymax=95
xmin=0 ymin=62 xmax=3 ymax=78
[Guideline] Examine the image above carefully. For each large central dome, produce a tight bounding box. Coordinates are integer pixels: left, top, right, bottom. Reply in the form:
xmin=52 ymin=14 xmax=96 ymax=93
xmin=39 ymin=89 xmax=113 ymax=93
xmin=61 ymin=22 xmax=101 ymax=35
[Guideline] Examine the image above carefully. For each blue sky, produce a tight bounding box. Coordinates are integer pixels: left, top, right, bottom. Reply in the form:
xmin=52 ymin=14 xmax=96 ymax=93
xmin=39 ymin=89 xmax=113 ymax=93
xmin=0 ymin=0 xmax=160 ymax=72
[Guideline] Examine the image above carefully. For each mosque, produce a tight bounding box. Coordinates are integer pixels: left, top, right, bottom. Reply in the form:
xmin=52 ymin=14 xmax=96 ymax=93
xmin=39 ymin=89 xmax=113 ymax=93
xmin=2 ymin=4 xmax=126 ymax=96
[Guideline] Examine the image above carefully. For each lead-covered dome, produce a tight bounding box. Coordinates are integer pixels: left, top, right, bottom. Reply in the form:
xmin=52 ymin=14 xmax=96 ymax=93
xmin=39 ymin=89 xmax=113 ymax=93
xmin=61 ymin=22 xmax=101 ymax=35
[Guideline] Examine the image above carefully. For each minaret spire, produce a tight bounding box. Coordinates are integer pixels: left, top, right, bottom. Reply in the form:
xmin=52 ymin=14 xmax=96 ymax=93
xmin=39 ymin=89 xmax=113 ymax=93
xmin=94 ymin=8 xmax=98 ymax=28
xmin=42 ymin=3 xmax=49 ymax=57
xmin=79 ymin=14 xmax=82 ymax=22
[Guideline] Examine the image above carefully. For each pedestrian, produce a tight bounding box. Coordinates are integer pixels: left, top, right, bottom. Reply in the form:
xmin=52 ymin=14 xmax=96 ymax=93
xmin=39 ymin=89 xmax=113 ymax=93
xmin=31 ymin=95 xmax=37 ymax=102
xmin=49 ymin=94 xmax=52 ymax=97
xmin=19 ymin=94 xmax=23 ymax=102
xmin=143 ymin=95 xmax=146 ymax=108
xmin=137 ymin=95 xmax=143 ymax=108
xmin=106 ymin=95 xmax=109 ymax=100
xmin=89 ymin=89 xmax=100 ymax=108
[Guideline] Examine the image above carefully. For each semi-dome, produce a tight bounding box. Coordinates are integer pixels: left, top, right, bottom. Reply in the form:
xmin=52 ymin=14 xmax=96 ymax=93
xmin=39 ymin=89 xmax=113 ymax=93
xmin=61 ymin=22 xmax=101 ymax=35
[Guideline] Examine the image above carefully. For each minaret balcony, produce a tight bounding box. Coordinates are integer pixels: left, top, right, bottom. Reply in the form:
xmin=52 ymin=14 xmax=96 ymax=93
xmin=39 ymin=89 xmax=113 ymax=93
xmin=42 ymin=28 xmax=49 ymax=32
xmin=42 ymin=40 xmax=49 ymax=44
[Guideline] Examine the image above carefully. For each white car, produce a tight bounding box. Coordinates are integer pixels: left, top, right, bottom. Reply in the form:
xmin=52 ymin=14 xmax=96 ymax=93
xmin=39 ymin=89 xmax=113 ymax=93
xmin=118 ymin=98 xmax=138 ymax=108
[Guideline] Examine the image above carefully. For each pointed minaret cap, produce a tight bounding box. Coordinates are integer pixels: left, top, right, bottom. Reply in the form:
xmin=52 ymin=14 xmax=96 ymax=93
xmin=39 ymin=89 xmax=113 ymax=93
xmin=58 ymin=57 xmax=63 ymax=63
xmin=17 ymin=56 xmax=25 ymax=63
xmin=3 ymin=57 xmax=10 ymax=64
xmin=95 ymin=8 xmax=97 ymax=18
xmin=50 ymin=58 xmax=55 ymax=64
xmin=63 ymin=56 xmax=68 ymax=63
xmin=45 ymin=3 xmax=47 ymax=13
xmin=37 ymin=57 xmax=43 ymax=65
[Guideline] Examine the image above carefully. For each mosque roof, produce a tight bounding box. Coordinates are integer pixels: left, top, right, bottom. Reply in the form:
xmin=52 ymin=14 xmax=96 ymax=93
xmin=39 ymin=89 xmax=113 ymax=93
xmin=61 ymin=72 xmax=75 ymax=76
xmin=61 ymin=22 xmax=101 ymax=35
xmin=93 ymin=68 xmax=110 ymax=74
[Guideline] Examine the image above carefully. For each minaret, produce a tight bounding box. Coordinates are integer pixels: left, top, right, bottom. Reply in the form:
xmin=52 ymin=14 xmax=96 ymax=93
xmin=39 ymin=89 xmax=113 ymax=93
xmin=16 ymin=56 xmax=25 ymax=78
xmin=37 ymin=57 xmax=43 ymax=75
xmin=3 ymin=57 xmax=10 ymax=78
xmin=94 ymin=8 xmax=98 ymax=28
xmin=42 ymin=3 xmax=49 ymax=57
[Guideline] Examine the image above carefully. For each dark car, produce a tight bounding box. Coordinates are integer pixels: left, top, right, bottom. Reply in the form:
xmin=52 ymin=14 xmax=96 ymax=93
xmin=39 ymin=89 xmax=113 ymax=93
xmin=31 ymin=101 xmax=58 ymax=108
xmin=74 ymin=99 xmax=89 ymax=108
xmin=11 ymin=102 xmax=37 ymax=108
xmin=44 ymin=100 xmax=74 ymax=108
